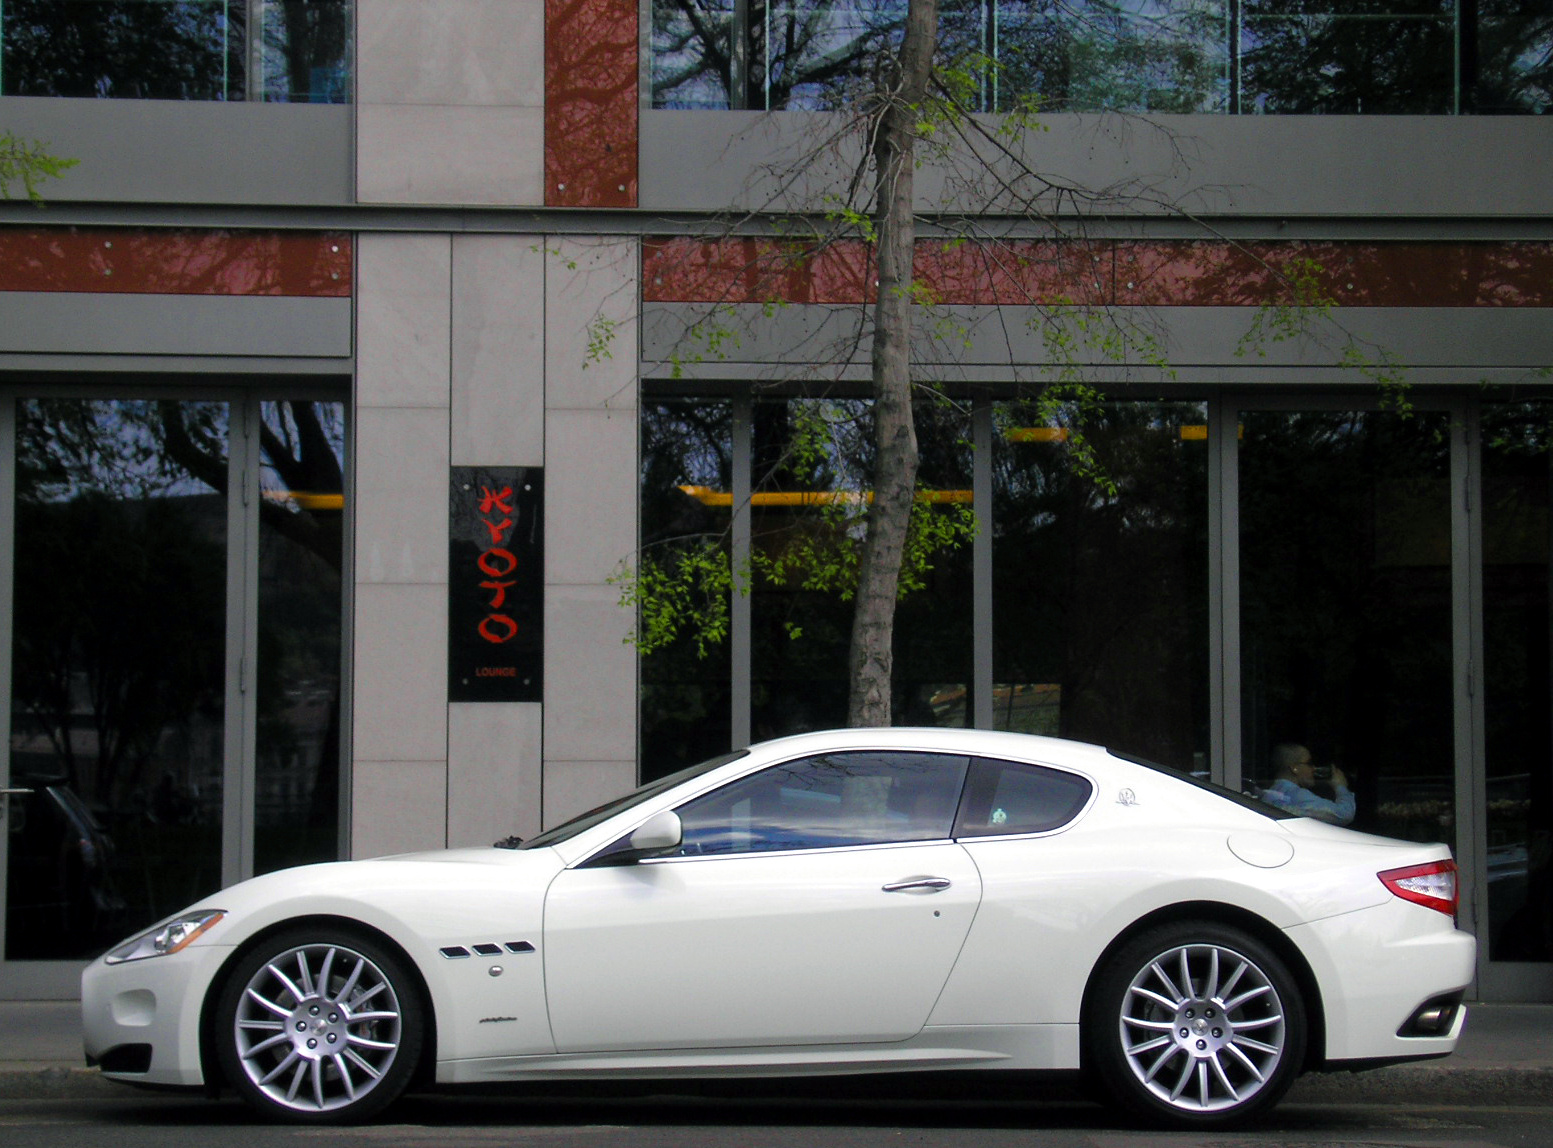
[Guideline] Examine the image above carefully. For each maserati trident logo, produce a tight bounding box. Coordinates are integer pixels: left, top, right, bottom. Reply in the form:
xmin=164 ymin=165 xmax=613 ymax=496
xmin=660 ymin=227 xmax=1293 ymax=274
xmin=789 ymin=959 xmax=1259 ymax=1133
xmin=1116 ymin=788 xmax=1138 ymax=807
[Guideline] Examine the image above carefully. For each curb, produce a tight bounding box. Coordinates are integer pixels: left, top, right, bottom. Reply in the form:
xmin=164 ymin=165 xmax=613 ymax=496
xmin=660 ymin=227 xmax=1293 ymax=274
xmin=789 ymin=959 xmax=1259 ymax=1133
xmin=3 ymin=1062 xmax=1551 ymax=1105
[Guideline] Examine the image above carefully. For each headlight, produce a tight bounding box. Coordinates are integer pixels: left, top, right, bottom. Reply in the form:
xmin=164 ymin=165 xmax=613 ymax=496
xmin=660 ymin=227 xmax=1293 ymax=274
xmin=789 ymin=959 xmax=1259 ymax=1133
xmin=104 ymin=910 xmax=225 ymax=964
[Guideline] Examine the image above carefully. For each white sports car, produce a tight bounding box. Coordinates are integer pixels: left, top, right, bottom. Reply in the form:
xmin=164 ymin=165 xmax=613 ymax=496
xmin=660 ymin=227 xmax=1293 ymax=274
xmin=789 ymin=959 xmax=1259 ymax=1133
xmin=82 ymin=728 xmax=1474 ymax=1128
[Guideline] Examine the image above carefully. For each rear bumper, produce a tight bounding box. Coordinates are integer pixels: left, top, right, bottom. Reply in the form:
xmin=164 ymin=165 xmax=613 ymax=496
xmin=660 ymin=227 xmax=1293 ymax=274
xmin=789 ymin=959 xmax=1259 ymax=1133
xmin=1285 ymin=899 xmax=1475 ymax=1064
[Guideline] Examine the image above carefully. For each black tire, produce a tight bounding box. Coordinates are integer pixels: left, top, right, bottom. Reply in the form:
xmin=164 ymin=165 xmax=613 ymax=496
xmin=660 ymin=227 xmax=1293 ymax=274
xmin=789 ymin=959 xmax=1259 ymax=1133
xmin=1082 ymin=921 xmax=1306 ymax=1129
xmin=214 ymin=925 xmax=424 ymax=1123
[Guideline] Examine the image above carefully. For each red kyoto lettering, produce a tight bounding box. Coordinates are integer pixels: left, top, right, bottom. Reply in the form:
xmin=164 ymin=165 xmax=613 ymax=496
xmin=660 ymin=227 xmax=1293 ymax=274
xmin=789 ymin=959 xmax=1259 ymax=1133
xmin=479 ymin=614 xmax=519 ymax=644
xmin=477 ymin=549 xmax=517 ymax=578
xmin=482 ymin=516 xmax=513 ymax=544
xmin=480 ymin=579 xmax=516 ymax=608
xmin=478 ymin=486 xmax=514 ymax=516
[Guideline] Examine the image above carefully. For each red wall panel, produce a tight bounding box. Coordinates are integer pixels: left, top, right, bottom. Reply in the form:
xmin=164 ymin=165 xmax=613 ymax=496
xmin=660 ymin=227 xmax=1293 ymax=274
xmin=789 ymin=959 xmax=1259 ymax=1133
xmin=0 ymin=229 xmax=351 ymax=297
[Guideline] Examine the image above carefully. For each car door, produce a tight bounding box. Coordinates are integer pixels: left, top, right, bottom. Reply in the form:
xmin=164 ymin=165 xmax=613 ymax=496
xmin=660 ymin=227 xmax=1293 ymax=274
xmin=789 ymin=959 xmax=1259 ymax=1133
xmin=542 ymin=751 xmax=982 ymax=1053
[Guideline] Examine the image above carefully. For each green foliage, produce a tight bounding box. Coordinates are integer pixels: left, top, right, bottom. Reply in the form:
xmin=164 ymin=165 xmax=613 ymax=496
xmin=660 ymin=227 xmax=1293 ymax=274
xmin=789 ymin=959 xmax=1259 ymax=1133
xmin=1236 ymin=256 xmax=1334 ymax=357
xmin=0 ymin=132 xmax=77 ymax=201
xmin=1237 ymin=254 xmax=1417 ymax=417
xmin=615 ymin=397 xmax=980 ymax=658
xmin=612 ymin=537 xmax=733 ymax=657
xmin=1031 ymin=299 xmax=1178 ymax=495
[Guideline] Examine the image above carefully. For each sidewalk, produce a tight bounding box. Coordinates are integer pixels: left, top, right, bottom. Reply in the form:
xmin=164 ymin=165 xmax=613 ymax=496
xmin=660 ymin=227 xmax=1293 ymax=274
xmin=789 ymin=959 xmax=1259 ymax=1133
xmin=0 ymin=998 xmax=1548 ymax=1103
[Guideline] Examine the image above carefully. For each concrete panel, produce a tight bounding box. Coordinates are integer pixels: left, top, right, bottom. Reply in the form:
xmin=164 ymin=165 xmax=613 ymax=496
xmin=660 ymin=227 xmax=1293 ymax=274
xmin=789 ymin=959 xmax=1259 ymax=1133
xmin=452 ymin=235 xmax=545 ymax=465
xmin=541 ymin=760 xmax=636 ymax=829
xmin=640 ymin=111 xmax=1553 ymax=221
xmin=352 ymin=583 xmax=449 ymax=763
xmin=0 ymin=294 xmax=351 ymax=358
xmin=544 ymin=408 xmax=637 ymax=585
xmin=0 ymin=98 xmax=351 ymax=206
xmin=357 ymin=233 xmax=452 ymax=408
xmin=351 ymin=760 xmax=448 ymax=858
xmin=357 ymin=105 xmax=545 ymax=206
xmin=544 ymin=238 xmax=640 ymax=410
xmin=359 ymin=0 xmax=544 ymax=107
xmin=356 ymin=406 xmax=451 ymax=584
xmin=543 ymin=584 xmax=636 ymax=763
xmin=447 ymin=702 xmax=544 ymax=847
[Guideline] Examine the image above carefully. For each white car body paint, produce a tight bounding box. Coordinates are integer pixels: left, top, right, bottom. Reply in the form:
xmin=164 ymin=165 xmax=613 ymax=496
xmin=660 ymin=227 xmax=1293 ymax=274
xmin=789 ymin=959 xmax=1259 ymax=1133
xmin=81 ymin=727 xmax=1475 ymax=1112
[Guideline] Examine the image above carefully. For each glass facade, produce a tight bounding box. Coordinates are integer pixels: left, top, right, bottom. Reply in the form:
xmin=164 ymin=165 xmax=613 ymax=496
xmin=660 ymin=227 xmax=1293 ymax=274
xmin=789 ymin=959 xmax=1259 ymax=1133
xmin=652 ymin=0 xmax=1553 ymax=113
xmin=2 ymin=392 xmax=348 ymax=964
xmin=7 ymin=399 xmax=228 ymax=959
xmin=636 ymin=387 xmax=1553 ymax=992
xmin=1482 ymin=400 xmax=1553 ymax=963
xmin=253 ymin=400 xmax=346 ymax=875
xmin=1237 ymin=409 xmax=1456 ymax=848
xmin=992 ymin=399 xmax=1208 ymax=770
xmin=0 ymin=0 xmax=352 ymax=101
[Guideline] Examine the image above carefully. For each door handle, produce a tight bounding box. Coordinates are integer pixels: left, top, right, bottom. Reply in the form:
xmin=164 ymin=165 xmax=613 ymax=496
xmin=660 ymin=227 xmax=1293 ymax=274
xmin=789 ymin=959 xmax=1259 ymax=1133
xmin=882 ymin=876 xmax=952 ymax=894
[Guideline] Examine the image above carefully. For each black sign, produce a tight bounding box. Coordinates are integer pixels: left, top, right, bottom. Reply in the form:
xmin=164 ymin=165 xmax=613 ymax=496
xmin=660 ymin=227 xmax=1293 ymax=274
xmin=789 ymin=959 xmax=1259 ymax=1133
xmin=449 ymin=467 xmax=543 ymax=702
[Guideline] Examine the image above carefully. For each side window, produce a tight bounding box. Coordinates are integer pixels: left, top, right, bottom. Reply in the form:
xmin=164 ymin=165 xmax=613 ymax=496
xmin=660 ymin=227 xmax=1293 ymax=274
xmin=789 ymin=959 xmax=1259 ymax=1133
xmin=671 ymin=752 xmax=969 ymax=857
xmin=954 ymin=757 xmax=1092 ymax=838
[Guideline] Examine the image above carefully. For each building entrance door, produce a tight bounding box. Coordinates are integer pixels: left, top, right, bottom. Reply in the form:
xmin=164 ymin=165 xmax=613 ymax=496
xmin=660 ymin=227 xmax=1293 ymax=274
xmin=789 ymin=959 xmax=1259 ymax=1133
xmin=0 ymin=394 xmax=346 ymax=998
xmin=1476 ymin=399 xmax=1553 ymax=999
xmin=1222 ymin=397 xmax=1553 ymax=1000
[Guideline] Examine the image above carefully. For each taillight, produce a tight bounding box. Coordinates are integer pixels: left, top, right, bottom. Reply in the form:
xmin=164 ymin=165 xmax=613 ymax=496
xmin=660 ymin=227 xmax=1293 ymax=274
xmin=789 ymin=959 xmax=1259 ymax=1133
xmin=1379 ymin=860 xmax=1458 ymax=917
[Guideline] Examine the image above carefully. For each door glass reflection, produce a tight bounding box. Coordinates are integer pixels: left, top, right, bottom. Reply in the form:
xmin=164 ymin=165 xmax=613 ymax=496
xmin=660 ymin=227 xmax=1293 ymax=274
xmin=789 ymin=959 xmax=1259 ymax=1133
xmin=1239 ymin=410 xmax=1454 ymax=847
xmin=991 ymin=400 xmax=1209 ymax=772
xmin=253 ymin=401 xmax=346 ymax=875
xmin=7 ymin=399 xmax=227 ymax=959
xmin=1481 ymin=401 xmax=1553 ymax=962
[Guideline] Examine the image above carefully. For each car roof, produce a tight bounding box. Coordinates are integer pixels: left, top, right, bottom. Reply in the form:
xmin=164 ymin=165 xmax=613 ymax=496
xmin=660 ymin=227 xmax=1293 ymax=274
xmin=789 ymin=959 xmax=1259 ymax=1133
xmin=744 ymin=726 xmax=1116 ymax=768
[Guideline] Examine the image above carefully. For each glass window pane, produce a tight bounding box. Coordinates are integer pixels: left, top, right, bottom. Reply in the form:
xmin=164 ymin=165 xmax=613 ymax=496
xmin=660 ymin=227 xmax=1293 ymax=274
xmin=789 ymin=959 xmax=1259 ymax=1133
xmin=7 ymin=399 xmax=227 ymax=959
xmin=640 ymin=400 xmax=734 ymax=781
xmin=750 ymin=398 xmax=866 ymax=738
xmin=253 ymin=400 xmax=345 ymax=875
xmin=259 ymin=0 xmax=352 ymax=103
xmin=1240 ymin=6 xmax=1455 ymax=114
xmin=673 ymin=750 xmax=969 ymax=854
xmin=1471 ymin=9 xmax=1553 ymax=114
xmin=1 ymin=0 xmax=247 ymax=100
xmin=991 ymin=399 xmax=1209 ymax=772
xmin=1481 ymin=399 xmax=1553 ymax=962
xmin=955 ymin=756 xmax=1092 ymax=835
xmin=1238 ymin=410 xmax=1454 ymax=847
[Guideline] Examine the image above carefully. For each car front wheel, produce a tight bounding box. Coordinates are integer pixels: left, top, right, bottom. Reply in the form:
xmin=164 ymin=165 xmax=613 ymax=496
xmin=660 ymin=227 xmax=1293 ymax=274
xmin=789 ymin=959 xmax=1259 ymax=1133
xmin=1084 ymin=922 xmax=1306 ymax=1128
xmin=214 ymin=926 xmax=424 ymax=1123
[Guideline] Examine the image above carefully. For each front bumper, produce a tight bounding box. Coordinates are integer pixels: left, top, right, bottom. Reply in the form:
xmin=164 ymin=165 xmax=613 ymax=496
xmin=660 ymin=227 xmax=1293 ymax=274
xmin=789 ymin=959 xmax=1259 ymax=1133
xmin=81 ymin=943 xmax=234 ymax=1089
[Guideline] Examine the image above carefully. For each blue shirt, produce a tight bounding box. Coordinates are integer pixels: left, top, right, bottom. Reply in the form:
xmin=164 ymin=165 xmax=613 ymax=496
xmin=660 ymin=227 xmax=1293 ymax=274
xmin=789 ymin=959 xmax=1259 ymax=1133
xmin=1258 ymin=778 xmax=1355 ymax=826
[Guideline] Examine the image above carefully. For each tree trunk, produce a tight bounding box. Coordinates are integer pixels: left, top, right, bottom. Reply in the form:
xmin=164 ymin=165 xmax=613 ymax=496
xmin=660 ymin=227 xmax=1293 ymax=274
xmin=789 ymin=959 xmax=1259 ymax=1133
xmin=847 ymin=0 xmax=938 ymax=727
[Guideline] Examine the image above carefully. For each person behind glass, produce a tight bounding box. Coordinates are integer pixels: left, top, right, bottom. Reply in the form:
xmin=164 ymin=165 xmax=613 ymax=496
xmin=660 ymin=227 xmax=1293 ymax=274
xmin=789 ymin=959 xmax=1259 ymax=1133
xmin=1259 ymin=743 xmax=1355 ymax=826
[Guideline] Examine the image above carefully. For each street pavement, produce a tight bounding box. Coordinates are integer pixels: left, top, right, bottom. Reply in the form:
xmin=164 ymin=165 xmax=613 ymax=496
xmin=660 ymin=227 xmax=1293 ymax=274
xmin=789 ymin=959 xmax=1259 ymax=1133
xmin=1 ymin=998 xmax=1548 ymax=1107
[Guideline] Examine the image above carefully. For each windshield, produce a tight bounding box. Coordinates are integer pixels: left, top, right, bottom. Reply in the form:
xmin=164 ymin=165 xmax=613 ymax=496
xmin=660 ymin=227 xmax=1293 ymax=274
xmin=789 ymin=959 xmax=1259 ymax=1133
xmin=517 ymin=750 xmax=749 ymax=850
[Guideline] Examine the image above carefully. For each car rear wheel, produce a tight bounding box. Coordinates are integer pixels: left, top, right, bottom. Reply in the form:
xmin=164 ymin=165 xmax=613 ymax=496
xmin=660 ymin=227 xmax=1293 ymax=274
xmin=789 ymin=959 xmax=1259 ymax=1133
xmin=1084 ymin=921 xmax=1306 ymax=1128
xmin=214 ymin=926 xmax=424 ymax=1123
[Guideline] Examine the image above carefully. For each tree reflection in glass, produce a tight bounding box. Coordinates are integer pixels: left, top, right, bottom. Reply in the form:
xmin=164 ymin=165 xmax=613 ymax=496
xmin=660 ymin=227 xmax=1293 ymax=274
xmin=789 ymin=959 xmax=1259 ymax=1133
xmin=254 ymin=401 xmax=346 ymax=875
xmin=991 ymin=400 xmax=1209 ymax=772
xmin=0 ymin=0 xmax=352 ymax=102
xmin=7 ymin=400 xmax=227 ymax=959
xmin=650 ymin=0 xmax=1550 ymax=113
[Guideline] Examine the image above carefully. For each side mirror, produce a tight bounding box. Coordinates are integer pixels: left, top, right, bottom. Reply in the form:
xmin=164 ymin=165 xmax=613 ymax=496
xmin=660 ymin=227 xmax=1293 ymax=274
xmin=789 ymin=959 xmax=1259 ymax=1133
xmin=629 ymin=810 xmax=683 ymax=854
